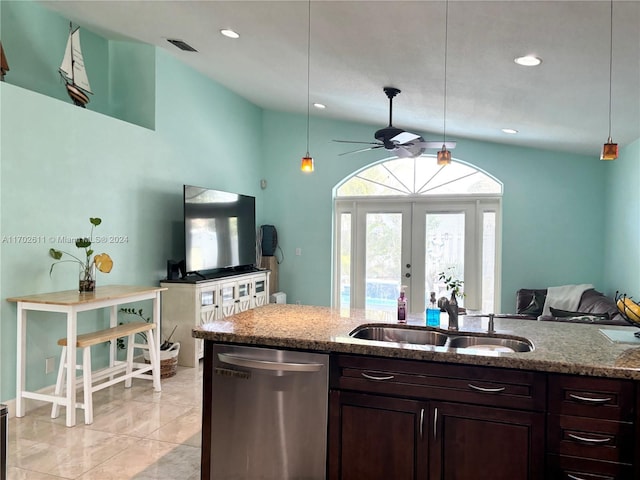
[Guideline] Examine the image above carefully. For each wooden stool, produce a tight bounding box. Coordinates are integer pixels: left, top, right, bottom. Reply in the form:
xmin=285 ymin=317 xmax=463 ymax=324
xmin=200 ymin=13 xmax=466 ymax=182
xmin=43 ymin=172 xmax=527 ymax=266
xmin=51 ymin=322 xmax=160 ymax=425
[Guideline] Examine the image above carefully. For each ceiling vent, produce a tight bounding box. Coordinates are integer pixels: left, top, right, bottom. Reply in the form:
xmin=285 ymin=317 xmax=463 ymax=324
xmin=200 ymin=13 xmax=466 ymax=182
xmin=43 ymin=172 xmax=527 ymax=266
xmin=167 ymin=39 xmax=197 ymax=52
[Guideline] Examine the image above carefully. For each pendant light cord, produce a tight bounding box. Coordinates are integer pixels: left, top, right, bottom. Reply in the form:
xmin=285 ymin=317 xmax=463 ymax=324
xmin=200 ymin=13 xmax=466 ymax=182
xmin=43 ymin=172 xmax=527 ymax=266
xmin=306 ymin=0 xmax=311 ymax=156
xmin=443 ymin=0 xmax=449 ymax=144
xmin=607 ymin=0 xmax=613 ymax=139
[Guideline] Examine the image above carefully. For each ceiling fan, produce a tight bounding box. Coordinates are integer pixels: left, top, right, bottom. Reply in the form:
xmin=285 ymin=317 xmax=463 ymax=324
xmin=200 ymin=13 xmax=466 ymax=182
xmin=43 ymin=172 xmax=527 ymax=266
xmin=334 ymin=87 xmax=456 ymax=158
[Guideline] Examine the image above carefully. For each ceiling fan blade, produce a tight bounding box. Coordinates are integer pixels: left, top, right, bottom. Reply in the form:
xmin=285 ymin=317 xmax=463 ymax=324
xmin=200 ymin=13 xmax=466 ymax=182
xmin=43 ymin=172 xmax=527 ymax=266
xmin=416 ymin=140 xmax=457 ymax=149
xmin=333 ymin=139 xmax=383 ymax=146
xmin=391 ymin=131 xmax=421 ymax=145
xmin=338 ymin=145 xmax=384 ymax=156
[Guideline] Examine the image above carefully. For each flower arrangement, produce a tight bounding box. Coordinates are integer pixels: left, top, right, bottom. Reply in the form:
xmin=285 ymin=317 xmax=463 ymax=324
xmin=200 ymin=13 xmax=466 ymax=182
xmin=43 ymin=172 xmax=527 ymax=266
xmin=49 ymin=217 xmax=113 ymax=292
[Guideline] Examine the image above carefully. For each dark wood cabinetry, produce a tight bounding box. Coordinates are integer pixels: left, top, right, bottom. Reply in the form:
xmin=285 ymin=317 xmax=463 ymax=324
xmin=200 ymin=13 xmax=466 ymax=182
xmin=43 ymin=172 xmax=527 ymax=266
xmin=328 ymin=391 xmax=428 ymax=480
xmin=329 ymin=354 xmax=547 ymax=480
xmin=546 ymin=374 xmax=637 ymax=479
xmin=429 ymin=402 xmax=544 ymax=480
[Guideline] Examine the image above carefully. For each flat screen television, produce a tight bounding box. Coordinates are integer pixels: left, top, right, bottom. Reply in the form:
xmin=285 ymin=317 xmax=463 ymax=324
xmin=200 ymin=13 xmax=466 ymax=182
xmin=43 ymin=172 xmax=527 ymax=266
xmin=183 ymin=185 xmax=256 ymax=277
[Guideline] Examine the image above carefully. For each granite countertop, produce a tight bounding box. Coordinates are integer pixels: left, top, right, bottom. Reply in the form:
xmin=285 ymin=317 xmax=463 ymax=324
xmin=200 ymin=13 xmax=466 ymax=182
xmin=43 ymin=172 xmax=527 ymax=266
xmin=193 ymin=303 xmax=640 ymax=380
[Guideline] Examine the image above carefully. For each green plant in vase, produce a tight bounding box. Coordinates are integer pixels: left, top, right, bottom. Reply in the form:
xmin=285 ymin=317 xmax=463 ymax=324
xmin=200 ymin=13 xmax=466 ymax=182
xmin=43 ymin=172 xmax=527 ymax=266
xmin=438 ymin=268 xmax=464 ymax=331
xmin=49 ymin=217 xmax=113 ymax=293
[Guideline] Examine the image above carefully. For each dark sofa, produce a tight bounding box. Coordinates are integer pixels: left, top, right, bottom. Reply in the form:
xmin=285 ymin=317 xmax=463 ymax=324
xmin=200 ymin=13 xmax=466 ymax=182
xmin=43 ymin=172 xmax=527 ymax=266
xmin=515 ymin=288 xmax=628 ymax=326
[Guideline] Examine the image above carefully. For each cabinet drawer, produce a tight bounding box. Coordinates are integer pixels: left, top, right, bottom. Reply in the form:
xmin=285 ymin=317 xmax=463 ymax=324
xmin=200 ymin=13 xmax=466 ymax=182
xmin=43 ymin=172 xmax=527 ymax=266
xmin=547 ymin=414 xmax=634 ymax=464
xmin=331 ymin=354 xmax=546 ymax=411
xmin=548 ymin=375 xmax=635 ymax=421
xmin=547 ymin=454 xmax=635 ymax=480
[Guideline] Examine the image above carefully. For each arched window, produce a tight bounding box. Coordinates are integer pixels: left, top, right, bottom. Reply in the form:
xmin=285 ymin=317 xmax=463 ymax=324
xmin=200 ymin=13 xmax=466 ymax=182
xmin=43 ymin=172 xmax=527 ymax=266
xmin=334 ymin=156 xmax=503 ymax=314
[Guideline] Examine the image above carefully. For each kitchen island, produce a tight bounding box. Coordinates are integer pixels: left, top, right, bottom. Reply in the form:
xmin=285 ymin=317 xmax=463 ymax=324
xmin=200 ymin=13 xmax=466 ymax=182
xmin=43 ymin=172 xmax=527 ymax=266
xmin=194 ymin=304 xmax=640 ymax=479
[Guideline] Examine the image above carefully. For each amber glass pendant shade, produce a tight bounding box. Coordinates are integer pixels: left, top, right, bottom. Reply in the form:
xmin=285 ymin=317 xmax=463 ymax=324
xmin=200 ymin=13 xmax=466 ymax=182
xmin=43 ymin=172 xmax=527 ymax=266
xmin=600 ymin=138 xmax=618 ymax=160
xmin=437 ymin=147 xmax=452 ymax=166
xmin=301 ymin=155 xmax=314 ymax=172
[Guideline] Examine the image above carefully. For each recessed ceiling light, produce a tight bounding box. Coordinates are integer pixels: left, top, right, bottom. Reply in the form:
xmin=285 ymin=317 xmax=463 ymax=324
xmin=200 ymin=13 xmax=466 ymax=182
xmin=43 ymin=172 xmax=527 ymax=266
xmin=502 ymin=128 xmax=519 ymax=134
xmin=313 ymin=103 xmax=326 ymax=109
xmin=220 ymin=29 xmax=240 ymax=39
xmin=514 ymin=55 xmax=542 ymax=67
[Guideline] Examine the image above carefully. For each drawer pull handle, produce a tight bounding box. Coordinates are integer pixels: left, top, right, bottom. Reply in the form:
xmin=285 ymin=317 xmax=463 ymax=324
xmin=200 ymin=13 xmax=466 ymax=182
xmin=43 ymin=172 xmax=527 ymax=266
xmin=567 ymin=433 xmax=612 ymax=444
xmin=568 ymin=393 xmax=612 ymax=404
xmin=468 ymin=383 xmax=506 ymax=393
xmin=567 ymin=475 xmax=588 ymax=480
xmin=361 ymin=372 xmax=395 ymax=381
xmin=419 ymin=408 xmax=424 ymax=440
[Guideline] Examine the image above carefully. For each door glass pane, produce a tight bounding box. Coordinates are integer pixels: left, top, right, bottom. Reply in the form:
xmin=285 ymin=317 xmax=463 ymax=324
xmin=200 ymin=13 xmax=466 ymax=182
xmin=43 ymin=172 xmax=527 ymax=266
xmin=365 ymin=213 xmax=402 ymax=312
xmin=425 ymin=213 xmax=465 ymax=305
xmin=340 ymin=213 xmax=352 ymax=308
xmin=482 ymin=212 xmax=496 ymax=312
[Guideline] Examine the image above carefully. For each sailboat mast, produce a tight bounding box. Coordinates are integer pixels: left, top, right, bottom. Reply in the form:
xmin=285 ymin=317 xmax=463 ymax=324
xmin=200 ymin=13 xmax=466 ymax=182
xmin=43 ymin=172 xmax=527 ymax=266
xmin=68 ymin=22 xmax=75 ymax=85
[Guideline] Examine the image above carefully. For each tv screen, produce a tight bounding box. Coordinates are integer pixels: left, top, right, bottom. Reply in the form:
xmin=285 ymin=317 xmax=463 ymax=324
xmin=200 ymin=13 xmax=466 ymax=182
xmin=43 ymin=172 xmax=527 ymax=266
xmin=184 ymin=185 xmax=256 ymax=275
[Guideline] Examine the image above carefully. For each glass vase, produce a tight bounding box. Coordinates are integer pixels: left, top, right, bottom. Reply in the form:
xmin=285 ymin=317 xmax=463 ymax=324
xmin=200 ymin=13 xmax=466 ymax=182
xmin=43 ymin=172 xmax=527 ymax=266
xmin=79 ymin=263 xmax=96 ymax=293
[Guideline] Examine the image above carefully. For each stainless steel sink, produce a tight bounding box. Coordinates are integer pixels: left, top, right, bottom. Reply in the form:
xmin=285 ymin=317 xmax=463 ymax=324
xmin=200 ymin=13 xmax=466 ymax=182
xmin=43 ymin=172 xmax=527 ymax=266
xmin=348 ymin=324 xmax=534 ymax=352
xmin=447 ymin=335 xmax=534 ymax=352
xmin=349 ymin=325 xmax=449 ymax=346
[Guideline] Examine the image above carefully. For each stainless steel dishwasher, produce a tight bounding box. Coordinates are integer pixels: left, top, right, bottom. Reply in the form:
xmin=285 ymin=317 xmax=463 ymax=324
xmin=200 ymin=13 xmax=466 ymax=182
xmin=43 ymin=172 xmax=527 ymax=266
xmin=209 ymin=344 xmax=329 ymax=479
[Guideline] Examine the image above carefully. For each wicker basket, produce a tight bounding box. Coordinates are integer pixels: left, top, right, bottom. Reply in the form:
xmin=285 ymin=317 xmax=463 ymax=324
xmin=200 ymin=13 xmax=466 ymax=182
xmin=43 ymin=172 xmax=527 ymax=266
xmin=144 ymin=342 xmax=180 ymax=379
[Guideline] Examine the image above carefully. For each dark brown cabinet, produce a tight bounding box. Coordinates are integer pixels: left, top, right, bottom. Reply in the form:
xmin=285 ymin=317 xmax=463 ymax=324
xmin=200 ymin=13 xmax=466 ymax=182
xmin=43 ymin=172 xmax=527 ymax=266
xmin=429 ymin=402 xmax=544 ymax=479
xmin=329 ymin=391 xmax=428 ymax=480
xmin=329 ymin=354 xmax=547 ymax=480
xmin=546 ymin=374 xmax=637 ymax=479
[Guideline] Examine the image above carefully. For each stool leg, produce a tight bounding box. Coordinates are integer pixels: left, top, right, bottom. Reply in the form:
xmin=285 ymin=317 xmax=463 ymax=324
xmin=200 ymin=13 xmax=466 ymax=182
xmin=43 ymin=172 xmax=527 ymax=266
xmin=124 ymin=333 xmax=134 ymax=388
xmin=51 ymin=347 xmax=67 ymax=419
xmin=82 ymin=346 xmax=94 ymax=425
xmin=146 ymin=328 xmax=161 ymax=392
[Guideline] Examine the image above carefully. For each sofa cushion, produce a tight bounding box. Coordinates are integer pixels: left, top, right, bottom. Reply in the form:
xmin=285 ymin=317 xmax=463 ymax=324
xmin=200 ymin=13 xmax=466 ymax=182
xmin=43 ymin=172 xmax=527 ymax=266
xmin=516 ymin=289 xmax=547 ymax=315
xmin=549 ymin=307 xmax=609 ymax=319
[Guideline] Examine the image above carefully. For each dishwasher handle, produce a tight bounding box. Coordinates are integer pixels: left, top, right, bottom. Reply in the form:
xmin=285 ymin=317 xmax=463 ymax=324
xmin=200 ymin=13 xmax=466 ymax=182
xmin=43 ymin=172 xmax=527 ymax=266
xmin=217 ymin=353 xmax=325 ymax=373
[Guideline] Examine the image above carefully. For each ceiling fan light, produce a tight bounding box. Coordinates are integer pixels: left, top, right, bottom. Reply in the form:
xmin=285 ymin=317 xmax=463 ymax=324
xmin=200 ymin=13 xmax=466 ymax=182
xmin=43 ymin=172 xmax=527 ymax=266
xmin=437 ymin=148 xmax=452 ymax=166
xmin=600 ymin=138 xmax=618 ymax=160
xmin=301 ymin=155 xmax=314 ymax=172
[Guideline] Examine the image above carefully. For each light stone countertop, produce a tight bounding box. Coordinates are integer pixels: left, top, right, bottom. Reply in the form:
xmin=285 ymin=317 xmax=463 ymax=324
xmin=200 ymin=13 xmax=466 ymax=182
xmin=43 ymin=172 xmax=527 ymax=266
xmin=192 ymin=303 xmax=640 ymax=380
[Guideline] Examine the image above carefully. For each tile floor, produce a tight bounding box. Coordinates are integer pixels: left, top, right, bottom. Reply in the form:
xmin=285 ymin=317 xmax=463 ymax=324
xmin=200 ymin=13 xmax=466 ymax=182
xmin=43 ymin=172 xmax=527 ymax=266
xmin=7 ymin=364 xmax=203 ymax=479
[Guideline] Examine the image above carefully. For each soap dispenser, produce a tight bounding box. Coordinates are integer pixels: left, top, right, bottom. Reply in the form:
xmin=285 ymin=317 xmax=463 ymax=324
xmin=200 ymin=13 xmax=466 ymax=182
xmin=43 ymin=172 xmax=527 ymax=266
xmin=426 ymin=291 xmax=439 ymax=327
xmin=397 ymin=285 xmax=407 ymax=323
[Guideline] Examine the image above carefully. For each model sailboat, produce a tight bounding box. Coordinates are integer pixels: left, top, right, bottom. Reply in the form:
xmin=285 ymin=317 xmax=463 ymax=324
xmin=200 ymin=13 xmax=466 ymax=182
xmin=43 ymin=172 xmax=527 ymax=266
xmin=0 ymin=41 xmax=9 ymax=81
xmin=59 ymin=23 xmax=92 ymax=107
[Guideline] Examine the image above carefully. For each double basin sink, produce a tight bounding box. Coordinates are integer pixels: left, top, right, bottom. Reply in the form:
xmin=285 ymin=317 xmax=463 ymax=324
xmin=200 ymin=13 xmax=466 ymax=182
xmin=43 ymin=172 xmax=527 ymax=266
xmin=349 ymin=324 xmax=534 ymax=353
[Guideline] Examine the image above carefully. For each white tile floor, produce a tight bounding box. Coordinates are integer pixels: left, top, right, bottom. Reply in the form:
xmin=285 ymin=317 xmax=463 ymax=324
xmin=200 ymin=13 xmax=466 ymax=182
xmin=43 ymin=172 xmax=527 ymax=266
xmin=7 ymin=364 xmax=203 ymax=479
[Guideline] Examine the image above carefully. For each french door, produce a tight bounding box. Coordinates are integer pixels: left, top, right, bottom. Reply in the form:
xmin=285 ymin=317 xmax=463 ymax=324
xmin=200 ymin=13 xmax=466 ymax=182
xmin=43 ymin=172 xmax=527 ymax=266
xmin=335 ymin=197 xmax=500 ymax=314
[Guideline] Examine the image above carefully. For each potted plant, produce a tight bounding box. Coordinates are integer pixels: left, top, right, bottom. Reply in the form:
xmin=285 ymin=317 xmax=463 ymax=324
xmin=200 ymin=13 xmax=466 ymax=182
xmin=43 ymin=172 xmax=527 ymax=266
xmin=49 ymin=217 xmax=113 ymax=293
xmin=438 ymin=268 xmax=464 ymax=330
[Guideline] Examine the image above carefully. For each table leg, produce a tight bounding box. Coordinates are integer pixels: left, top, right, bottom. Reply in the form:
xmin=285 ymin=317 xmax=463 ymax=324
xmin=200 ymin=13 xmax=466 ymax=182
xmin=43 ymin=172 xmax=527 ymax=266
xmin=15 ymin=304 xmax=26 ymax=417
xmin=152 ymin=293 xmax=162 ymax=392
xmin=65 ymin=310 xmax=77 ymax=427
xmin=109 ymin=305 xmax=117 ymax=368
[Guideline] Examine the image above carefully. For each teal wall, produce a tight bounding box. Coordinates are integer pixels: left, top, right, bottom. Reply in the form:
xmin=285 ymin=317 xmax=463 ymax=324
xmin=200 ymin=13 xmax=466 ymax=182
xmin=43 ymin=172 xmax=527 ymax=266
xmin=261 ymin=110 xmax=610 ymax=311
xmin=0 ymin=48 xmax=263 ymax=402
xmin=604 ymin=138 xmax=640 ymax=297
xmin=1 ymin=0 xmax=155 ymax=127
xmin=1 ymin=0 xmax=639 ymax=403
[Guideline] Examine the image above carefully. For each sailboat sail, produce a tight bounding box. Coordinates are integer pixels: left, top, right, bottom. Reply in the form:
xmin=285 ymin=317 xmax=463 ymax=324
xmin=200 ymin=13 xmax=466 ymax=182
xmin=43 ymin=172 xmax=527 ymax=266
xmin=59 ymin=27 xmax=92 ymax=95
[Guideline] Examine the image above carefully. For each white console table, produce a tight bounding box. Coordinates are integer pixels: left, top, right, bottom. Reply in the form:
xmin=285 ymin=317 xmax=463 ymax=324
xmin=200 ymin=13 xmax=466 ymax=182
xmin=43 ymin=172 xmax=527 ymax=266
xmin=161 ymin=270 xmax=270 ymax=367
xmin=7 ymin=285 xmax=166 ymax=427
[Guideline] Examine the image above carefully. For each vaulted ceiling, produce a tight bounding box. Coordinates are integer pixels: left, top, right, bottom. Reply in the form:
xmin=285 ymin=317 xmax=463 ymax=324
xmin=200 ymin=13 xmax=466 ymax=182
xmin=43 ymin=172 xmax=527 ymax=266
xmin=42 ymin=0 xmax=640 ymax=156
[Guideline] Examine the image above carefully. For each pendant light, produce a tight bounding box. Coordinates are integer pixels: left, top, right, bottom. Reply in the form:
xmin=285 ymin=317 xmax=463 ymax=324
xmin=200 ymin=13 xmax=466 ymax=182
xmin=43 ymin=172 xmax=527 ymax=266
xmin=601 ymin=0 xmax=618 ymax=160
xmin=300 ymin=0 xmax=314 ymax=172
xmin=437 ymin=0 xmax=452 ymax=166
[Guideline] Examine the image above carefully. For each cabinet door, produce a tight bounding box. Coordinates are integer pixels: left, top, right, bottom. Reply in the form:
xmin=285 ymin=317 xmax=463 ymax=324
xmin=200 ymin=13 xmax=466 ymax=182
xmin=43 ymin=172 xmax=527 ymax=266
xmin=252 ymin=276 xmax=268 ymax=307
xmin=328 ymin=391 xmax=428 ymax=480
xmin=220 ymin=282 xmax=238 ymax=316
xmin=236 ymin=279 xmax=252 ymax=312
xmin=429 ymin=402 xmax=544 ymax=480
